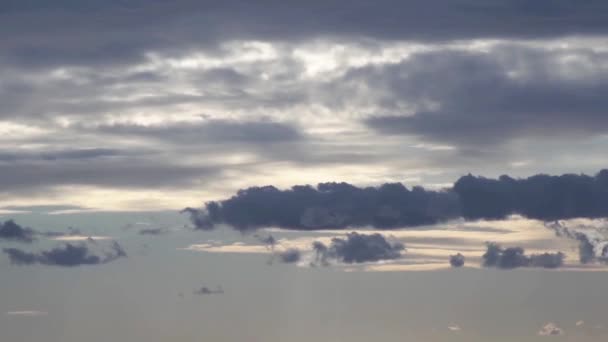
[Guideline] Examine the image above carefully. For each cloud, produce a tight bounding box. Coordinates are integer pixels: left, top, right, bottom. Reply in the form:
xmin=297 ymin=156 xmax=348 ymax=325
xmin=2 ymin=1 xmax=608 ymax=71
xmin=449 ymin=253 xmax=465 ymax=268
xmin=453 ymin=170 xmax=608 ymax=221
xmin=277 ymin=248 xmax=301 ymax=264
xmin=482 ymin=242 xmax=564 ymax=269
xmin=184 ymin=182 xmax=460 ymax=231
xmin=538 ymin=322 xmax=564 ymax=336
xmin=0 ymin=220 xmax=35 ymax=243
xmin=447 ymin=323 xmax=461 ymax=332
xmin=361 ymin=46 xmax=608 ymax=149
xmin=546 ymin=220 xmax=608 ymax=264
xmin=185 ymin=169 xmax=608 ymax=231
xmin=194 ymin=285 xmax=224 ymax=296
xmin=312 ymin=232 xmax=404 ymax=264
xmin=3 ymin=241 xmax=127 ymax=267
xmin=138 ymin=228 xmax=168 ymax=236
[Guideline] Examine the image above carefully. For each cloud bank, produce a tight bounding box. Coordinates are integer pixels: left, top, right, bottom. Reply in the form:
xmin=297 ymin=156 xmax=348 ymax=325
xmin=185 ymin=170 xmax=608 ymax=231
xmin=482 ymin=242 xmax=564 ymax=269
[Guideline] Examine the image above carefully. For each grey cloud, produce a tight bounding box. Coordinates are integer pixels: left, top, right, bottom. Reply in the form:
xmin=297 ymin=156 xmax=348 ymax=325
xmin=482 ymin=242 xmax=564 ymax=269
xmin=277 ymin=248 xmax=301 ymax=264
xmin=0 ymin=148 xmax=128 ymax=162
xmin=0 ymin=159 xmax=219 ymax=192
xmin=546 ymin=221 xmax=608 ymax=264
xmin=3 ymin=1 xmax=608 ymax=70
xmin=312 ymin=232 xmax=404 ymax=264
xmin=138 ymin=228 xmax=168 ymax=236
xmin=361 ymin=47 xmax=608 ymax=148
xmin=0 ymin=220 xmax=35 ymax=243
xmin=3 ymin=241 xmax=127 ymax=267
xmin=95 ymin=119 xmax=303 ymax=145
xmin=184 ymin=182 xmax=460 ymax=231
xmin=185 ymin=169 xmax=608 ymax=231
xmin=449 ymin=253 xmax=465 ymax=268
xmin=194 ymin=285 xmax=224 ymax=296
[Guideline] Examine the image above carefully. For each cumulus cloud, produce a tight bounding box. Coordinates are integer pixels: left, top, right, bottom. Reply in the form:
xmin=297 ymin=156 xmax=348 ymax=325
xmin=312 ymin=232 xmax=404 ymax=264
xmin=449 ymin=253 xmax=465 ymax=268
xmin=185 ymin=170 xmax=608 ymax=231
xmin=538 ymin=322 xmax=564 ymax=336
xmin=482 ymin=243 xmax=564 ymax=269
xmin=0 ymin=220 xmax=35 ymax=243
xmin=184 ymin=182 xmax=460 ymax=231
xmin=3 ymin=241 xmax=127 ymax=267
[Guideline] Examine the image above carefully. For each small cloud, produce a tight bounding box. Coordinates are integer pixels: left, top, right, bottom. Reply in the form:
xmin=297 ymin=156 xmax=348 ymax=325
xmin=138 ymin=228 xmax=167 ymax=236
xmin=194 ymin=285 xmax=224 ymax=295
xmin=0 ymin=220 xmax=35 ymax=243
xmin=538 ymin=322 xmax=564 ymax=336
xmin=5 ymin=310 xmax=48 ymax=316
xmin=277 ymin=248 xmax=301 ymax=263
xmin=449 ymin=253 xmax=465 ymax=268
xmin=447 ymin=323 xmax=461 ymax=332
xmin=576 ymin=320 xmax=584 ymax=327
xmin=3 ymin=241 xmax=127 ymax=267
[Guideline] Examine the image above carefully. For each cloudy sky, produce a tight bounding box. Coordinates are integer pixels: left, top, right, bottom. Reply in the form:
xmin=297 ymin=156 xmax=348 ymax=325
xmin=3 ymin=1 xmax=608 ymax=341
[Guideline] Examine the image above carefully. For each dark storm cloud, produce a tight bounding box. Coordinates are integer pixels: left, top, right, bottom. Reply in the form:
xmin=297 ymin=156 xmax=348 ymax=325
xmin=3 ymin=241 xmax=127 ymax=267
xmin=0 ymin=220 xmax=35 ymax=243
xmin=277 ymin=248 xmax=301 ymax=264
xmin=449 ymin=253 xmax=465 ymax=268
xmin=312 ymin=232 xmax=405 ymax=264
xmin=186 ymin=169 xmax=608 ymax=231
xmin=360 ymin=47 xmax=608 ymax=147
xmin=184 ymin=182 xmax=461 ymax=231
xmin=482 ymin=242 xmax=564 ymax=269
xmin=454 ymin=170 xmax=608 ymax=221
xmin=2 ymin=1 xmax=608 ymax=70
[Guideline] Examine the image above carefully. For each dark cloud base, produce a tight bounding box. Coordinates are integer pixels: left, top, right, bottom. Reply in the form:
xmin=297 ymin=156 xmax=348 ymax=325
xmin=185 ymin=169 xmax=608 ymax=231
xmin=312 ymin=232 xmax=405 ymax=265
xmin=0 ymin=220 xmax=35 ymax=243
xmin=3 ymin=241 xmax=126 ymax=267
xmin=482 ymin=242 xmax=564 ymax=269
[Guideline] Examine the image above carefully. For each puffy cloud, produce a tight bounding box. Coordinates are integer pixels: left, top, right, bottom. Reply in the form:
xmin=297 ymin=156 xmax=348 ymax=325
xmin=312 ymin=232 xmax=404 ymax=264
xmin=186 ymin=170 xmax=608 ymax=231
xmin=185 ymin=182 xmax=460 ymax=231
xmin=449 ymin=253 xmax=465 ymax=268
xmin=277 ymin=248 xmax=301 ymax=264
xmin=482 ymin=242 xmax=564 ymax=269
xmin=0 ymin=220 xmax=35 ymax=243
xmin=538 ymin=322 xmax=564 ymax=336
xmin=3 ymin=241 xmax=127 ymax=267
xmin=138 ymin=228 xmax=168 ymax=236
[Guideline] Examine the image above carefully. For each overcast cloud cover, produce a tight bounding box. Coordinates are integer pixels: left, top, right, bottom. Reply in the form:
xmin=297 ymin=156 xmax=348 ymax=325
xmin=2 ymin=1 xmax=608 ymax=211
xmin=3 ymin=2 xmax=608 ymax=342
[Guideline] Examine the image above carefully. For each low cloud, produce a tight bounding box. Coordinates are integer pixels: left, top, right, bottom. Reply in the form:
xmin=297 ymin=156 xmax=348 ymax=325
xmin=194 ymin=285 xmax=224 ymax=296
xmin=3 ymin=241 xmax=127 ymax=267
xmin=0 ymin=220 xmax=35 ymax=243
xmin=482 ymin=243 xmax=564 ymax=269
xmin=184 ymin=182 xmax=460 ymax=231
xmin=312 ymin=232 xmax=404 ymax=264
xmin=277 ymin=248 xmax=301 ymax=264
xmin=546 ymin=221 xmax=608 ymax=264
xmin=449 ymin=253 xmax=465 ymax=268
xmin=538 ymin=322 xmax=564 ymax=336
xmin=138 ymin=228 xmax=168 ymax=236
xmin=185 ymin=169 xmax=608 ymax=231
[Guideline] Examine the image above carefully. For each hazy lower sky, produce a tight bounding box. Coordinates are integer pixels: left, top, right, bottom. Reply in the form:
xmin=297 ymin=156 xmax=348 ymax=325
xmin=2 ymin=1 xmax=608 ymax=341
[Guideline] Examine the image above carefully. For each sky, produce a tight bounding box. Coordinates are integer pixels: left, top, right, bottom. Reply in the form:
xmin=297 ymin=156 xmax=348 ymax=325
xmin=2 ymin=1 xmax=608 ymax=341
